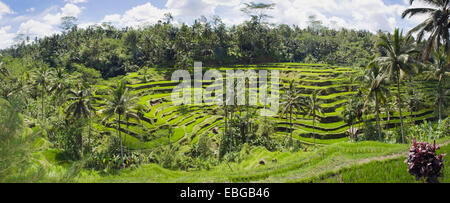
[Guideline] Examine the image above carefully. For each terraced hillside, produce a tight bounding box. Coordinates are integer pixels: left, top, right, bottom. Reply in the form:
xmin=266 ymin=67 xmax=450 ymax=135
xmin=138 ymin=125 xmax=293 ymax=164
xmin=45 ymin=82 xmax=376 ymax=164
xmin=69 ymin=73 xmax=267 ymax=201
xmin=92 ymin=63 xmax=438 ymax=150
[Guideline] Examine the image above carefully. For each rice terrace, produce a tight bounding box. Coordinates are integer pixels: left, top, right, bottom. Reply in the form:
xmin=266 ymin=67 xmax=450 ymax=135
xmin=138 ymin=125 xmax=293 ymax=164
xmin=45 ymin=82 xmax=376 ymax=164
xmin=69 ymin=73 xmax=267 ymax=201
xmin=0 ymin=0 xmax=449 ymax=186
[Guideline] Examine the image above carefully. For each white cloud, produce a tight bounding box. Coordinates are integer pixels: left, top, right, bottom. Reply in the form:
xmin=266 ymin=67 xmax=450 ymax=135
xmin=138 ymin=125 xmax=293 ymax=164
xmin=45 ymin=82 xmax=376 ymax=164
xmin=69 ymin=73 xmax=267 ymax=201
xmin=65 ymin=0 xmax=88 ymax=4
xmin=1 ymin=0 xmax=437 ymax=50
xmin=62 ymin=3 xmax=82 ymax=17
xmin=263 ymin=0 xmax=405 ymax=32
xmin=78 ymin=22 xmax=96 ymax=29
xmin=0 ymin=1 xmax=13 ymax=19
xmin=102 ymin=14 xmax=121 ymax=24
xmin=101 ymin=3 xmax=170 ymax=27
xmin=43 ymin=3 xmax=82 ymax=25
xmin=17 ymin=19 xmax=59 ymax=39
xmin=166 ymin=0 xmax=216 ymax=18
xmin=0 ymin=26 xmax=15 ymax=49
xmin=92 ymin=0 xmax=432 ymax=33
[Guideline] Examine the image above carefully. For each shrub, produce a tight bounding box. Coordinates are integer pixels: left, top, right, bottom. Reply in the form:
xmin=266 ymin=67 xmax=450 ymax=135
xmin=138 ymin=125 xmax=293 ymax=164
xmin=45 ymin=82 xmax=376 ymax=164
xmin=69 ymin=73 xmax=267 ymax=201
xmin=405 ymin=139 xmax=446 ymax=183
xmin=85 ymin=152 xmax=150 ymax=171
xmin=438 ymin=118 xmax=450 ymax=137
xmin=361 ymin=120 xmax=381 ymax=141
xmin=409 ymin=119 xmax=449 ymax=142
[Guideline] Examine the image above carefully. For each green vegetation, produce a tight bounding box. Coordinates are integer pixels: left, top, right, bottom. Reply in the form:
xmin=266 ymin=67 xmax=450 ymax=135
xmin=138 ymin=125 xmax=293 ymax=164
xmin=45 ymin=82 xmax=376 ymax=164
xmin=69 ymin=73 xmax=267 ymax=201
xmin=0 ymin=0 xmax=449 ymax=183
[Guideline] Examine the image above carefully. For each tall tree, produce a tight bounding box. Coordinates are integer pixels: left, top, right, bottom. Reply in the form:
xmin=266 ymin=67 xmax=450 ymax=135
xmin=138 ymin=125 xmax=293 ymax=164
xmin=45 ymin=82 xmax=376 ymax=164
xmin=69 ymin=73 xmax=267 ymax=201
xmin=343 ymin=98 xmax=357 ymax=141
xmin=102 ymin=80 xmax=139 ymax=160
xmin=371 ymin=28 xmax=420 ymax=143
xmin=425 ymin=47 xmax=450 ymax=120
xmin=51 ymin=67 xmax=70 ymax=107
xmin=363 ymin=63 xmax=389 ymax=141
xmin=281 ymin=81 xmax=307 ymax=147
xmin=66 ymin=85 xmax=95 ymax=154
xmin=306 ymin=90 xmax=324 ymax=147
xmin=33 ymin=64 xmax=54 ymax=120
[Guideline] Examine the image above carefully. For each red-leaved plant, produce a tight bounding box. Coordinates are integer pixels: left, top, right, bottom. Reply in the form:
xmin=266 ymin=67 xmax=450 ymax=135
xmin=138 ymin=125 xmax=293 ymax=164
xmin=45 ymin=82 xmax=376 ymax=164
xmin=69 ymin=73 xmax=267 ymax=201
xmin=405 ymin=139 xmax=446 ymax=183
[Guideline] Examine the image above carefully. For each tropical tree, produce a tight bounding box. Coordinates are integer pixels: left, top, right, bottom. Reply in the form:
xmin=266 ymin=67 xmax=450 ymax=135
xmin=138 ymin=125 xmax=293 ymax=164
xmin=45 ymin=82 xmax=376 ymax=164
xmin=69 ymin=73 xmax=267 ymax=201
xmin=66 ymin=84 xmax=95 ymax=153
xmin=102 ymin=80 xmax=139 ymax=160
xmin=281 ymin=81 xmax=307 ymax=147
xmin=306 ymin=90 xmax=324 ymax=147
xmin=425 ymin=47 xmax=450 ymax=120
xmin=402 ymin=0 xmax=450 ymax=60
xmin=371 ymin=28 xmax=420 ymax=143
xmin=363 ymin=63 xmax=390 ymax=141
xmin=51 ymin=67 xmax=70 ymax=107
xmin=381 ymin=97 xmax=396 ymax=130
xmin=404 ymin=79 xmax=425 ymax=125
xmin=33 ymin=63 xmax=54 ymax=120
xmin=343 ymin=99 xmax=357 ymax=141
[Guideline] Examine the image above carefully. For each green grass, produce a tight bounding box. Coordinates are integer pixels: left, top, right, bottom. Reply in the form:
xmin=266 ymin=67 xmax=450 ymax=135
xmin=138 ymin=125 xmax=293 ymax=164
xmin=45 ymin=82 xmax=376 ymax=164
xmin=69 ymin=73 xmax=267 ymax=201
xmin=72 ymin=140 xmax=419 ymax=183
xmin=302 ymin=139 xmax=450 ymax=183
xmin=88 ymin=62 xmax=442 ymax=181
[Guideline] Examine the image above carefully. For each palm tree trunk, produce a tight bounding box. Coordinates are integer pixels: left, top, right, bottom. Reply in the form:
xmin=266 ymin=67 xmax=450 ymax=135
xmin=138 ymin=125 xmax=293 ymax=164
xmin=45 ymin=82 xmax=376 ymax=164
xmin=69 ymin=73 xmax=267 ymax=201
xmin=168 ymin=127 xmax=171 ymax=147
xmin=41 ymin=86 xmax=45 ymax=121
xmin=351 ymin=122 xmax=354 ymax=141
xmin=118 ymin=114 xmax=124 ymax=160
xmin=289 ymin=106 xmax=293 ymax=147
xmin=126 ymin=119 xmax=129 ymax=153
xmin=439 ymin=98 xmax=442 ymax=121
xmin=375 ymin=95 xmax=382 ymax=141
xmin=88 ymin=120 xmax=91 ymax=153
xmin=397 ymin=71 xmax=405 ymax=143
xmin=224 ymin=104 xmax=228 ymax=153
xmin=387 ymin=110 xmax=391 ymax=130
xmin=438 ymin=82 xmax=442 ymax=121
xmin=246 ymin=101 xmax=249 ymax=143
xmin=230 ymin=106 xmax=234 ymax=146
xmin=313 ymin=113 xmax=316 ymax=148
xmin=140 ymin=122 xmax=143 ymax=153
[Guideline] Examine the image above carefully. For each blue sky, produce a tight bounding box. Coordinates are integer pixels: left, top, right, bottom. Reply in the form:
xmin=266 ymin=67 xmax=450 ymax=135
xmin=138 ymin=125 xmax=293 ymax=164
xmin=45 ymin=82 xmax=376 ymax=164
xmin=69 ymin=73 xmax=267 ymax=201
xmin=0 ymin=0 xmax=431 ymax=49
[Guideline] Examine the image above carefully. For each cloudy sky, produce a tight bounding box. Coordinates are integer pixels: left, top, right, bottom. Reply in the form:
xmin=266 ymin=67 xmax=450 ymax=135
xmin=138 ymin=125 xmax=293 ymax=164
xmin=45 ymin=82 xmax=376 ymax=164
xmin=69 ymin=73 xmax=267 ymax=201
xmin=0 ymin=0 xmax=432 ymax=49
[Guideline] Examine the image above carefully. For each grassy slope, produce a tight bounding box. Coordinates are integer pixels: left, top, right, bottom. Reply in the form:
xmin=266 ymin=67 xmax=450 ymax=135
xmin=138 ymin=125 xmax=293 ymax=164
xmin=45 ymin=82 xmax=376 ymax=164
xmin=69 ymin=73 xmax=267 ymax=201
xmin=304 ymin=141 xmax=450 ymax=183
xmin=27 ymin=63 xmax=440 ymax=183
xmin=71 ymin=137 xmax=450 ymax=183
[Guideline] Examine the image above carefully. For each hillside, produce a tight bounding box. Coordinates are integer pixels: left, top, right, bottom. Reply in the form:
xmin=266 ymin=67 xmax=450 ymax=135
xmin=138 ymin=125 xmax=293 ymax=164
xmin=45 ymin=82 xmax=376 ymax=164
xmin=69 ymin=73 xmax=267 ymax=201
xmin=92 ymin=63 xmax=439 ymax=151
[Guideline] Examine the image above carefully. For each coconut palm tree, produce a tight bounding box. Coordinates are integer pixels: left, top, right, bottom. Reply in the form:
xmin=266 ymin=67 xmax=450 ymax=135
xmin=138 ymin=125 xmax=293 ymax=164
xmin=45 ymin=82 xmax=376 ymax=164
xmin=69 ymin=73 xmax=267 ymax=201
xmin=402 ymin=0 xmax=450 ymax=60
xmin=281 ymin=81 xmax=307 ymax=147
xmin=363 ymin=63 xmax=390 ymax=141
xmin=66 ymin=85 xmax=96 ymax=154
xmin=343 ymin=99 xmax=357 ymax=141
xmin=425 ymin=47 xmax=450 ymax=120
xmin=51 ymin=67 xmax=70 ymax=107
xmin=33 ymin=64 xmax=54 ymax=120
xmin=381 ymin=97 xmax=396 ymax=130
xmin=102 ymin=80 xmax=139 ymax=160
xmin=306 ymin=90 xmax=324 ymax=147
xmin=371 ymin=28 xmax=420 ymax=143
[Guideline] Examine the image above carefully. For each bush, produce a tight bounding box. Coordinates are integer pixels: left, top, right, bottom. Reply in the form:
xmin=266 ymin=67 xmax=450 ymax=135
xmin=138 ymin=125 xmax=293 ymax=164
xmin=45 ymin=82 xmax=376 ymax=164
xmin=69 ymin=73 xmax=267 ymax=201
xmin=438 ymin=118 xmax=450 ymax=137
xmin=405 ymin=139 xmax=446 ymax=183
xmin=85 ymin=152 xmax=150 ymax=171
xmin=409 ymin=119 xmax=449 ymax=142
xmin=0 ymin=98 xmax=45 ymax=182
xmin=361 ymin=120 xmax=382 ymax=141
